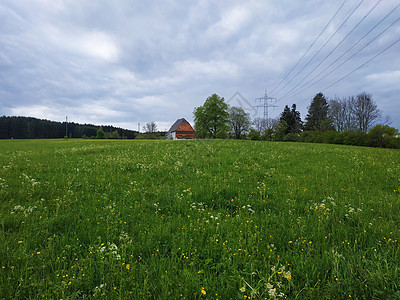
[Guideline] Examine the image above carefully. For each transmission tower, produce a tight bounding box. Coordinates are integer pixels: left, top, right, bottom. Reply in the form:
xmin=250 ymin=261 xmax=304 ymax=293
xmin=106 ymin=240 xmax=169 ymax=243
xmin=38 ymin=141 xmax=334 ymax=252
xmin=254 ymin=90 xmax=278 ymax=121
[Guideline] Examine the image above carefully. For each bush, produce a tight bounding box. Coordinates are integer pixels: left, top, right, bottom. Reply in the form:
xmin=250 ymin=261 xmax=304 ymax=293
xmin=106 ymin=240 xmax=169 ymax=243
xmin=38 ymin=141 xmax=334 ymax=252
xmin=283 ymin=132 xmax=299 ymax=142
xmin=248 ymin=129 xmax=261 ymax=140
xmin=368 ymin=125 xmax=400 ymax=148
xmin=322 ymin=131 xmax=337 ymax=144
xmin=261 ymin=128 xmax=273 ymax=141
xmin=341 ymin=131 xmax=367 ymax=146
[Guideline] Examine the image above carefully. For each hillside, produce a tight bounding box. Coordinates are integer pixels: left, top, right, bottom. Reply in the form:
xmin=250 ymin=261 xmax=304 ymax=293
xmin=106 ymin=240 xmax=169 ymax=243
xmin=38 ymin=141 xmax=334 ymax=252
xmin=0 ymin=116 xmax=138 ymax=139
xmin=0 ymin=139 xmax=399 ymax=298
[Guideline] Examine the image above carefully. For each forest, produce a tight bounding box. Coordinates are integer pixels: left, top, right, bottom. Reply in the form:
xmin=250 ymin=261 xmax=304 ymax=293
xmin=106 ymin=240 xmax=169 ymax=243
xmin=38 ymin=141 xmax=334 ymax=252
xmin=0 ymin=116 xmax=138 ymax=139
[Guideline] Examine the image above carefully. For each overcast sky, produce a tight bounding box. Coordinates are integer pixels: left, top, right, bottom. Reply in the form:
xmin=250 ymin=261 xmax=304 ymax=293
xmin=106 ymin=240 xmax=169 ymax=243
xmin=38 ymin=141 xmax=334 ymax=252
xmin=1 ymin=0 xmax=399 ymax=131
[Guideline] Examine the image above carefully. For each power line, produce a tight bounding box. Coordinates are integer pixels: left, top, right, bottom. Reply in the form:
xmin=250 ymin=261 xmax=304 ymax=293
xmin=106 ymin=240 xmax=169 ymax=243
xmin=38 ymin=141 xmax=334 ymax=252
xmin=269 ymin=0 xmax=349 ymax=94
xmin=279 ymin=14 xmax=400 ymax=102
xmin=322 ymin=36 xmax=400 ymax=91
xmin=295 ymin=35 xmax=400 ymax=105
xmin=273 ymin=0 xmax=365 ymax=98
xmin=278 ymin=0 xmax=382 ymax=101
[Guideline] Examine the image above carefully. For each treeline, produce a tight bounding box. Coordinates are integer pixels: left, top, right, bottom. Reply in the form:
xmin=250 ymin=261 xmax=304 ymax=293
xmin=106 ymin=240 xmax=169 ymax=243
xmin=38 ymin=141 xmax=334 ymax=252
xmin=250 ymin=125 xmax=400 ymax=149
xmin=193 ymin=93 xmax=400 ymax=149
xmin=0 ymin=116 xmax=138 ymax=139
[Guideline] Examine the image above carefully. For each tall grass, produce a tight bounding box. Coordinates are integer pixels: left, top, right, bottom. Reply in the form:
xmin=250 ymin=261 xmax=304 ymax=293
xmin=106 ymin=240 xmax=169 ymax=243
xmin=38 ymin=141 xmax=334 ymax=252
xmin=0 ymin=139 xmax=399 ymax=299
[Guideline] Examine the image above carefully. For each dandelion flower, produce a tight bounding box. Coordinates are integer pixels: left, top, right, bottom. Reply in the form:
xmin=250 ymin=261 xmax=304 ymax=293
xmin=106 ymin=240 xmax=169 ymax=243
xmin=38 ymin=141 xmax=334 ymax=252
xmin=201 ymin=287 xmax=206 ymax=295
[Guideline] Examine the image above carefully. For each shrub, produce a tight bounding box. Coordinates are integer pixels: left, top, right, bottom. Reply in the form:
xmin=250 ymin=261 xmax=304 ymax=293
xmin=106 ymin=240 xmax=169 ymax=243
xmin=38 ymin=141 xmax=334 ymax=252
xmin=248 ymin=129 xmax=261 ymax=140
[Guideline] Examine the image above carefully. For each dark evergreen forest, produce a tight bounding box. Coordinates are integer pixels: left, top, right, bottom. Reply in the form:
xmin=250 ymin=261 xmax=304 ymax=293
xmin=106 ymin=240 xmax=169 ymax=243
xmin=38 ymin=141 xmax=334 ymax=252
xmin=0 ymin=116 xmax=138 ymax=139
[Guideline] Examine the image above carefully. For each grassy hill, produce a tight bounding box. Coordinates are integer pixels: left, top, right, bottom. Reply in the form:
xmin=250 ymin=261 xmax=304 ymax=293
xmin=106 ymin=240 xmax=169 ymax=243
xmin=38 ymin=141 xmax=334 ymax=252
xmin=0 ymin=139 xmax=399 ymax=299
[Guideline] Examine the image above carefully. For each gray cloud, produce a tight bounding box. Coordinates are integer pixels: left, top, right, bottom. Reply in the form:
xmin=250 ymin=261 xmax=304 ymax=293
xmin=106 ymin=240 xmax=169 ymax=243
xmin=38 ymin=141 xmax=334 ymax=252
xmin=1 ymin=0 xmax=399 ymax=131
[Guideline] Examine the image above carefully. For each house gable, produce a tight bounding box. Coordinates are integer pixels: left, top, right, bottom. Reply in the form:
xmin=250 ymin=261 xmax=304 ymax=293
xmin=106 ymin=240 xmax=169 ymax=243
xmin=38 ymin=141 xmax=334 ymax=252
xmin=166 ymin=118 xmax=195 ymax=140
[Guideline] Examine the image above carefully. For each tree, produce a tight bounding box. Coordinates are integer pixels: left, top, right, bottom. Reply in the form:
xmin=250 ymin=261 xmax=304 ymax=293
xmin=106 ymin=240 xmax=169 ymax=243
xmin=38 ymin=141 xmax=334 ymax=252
xmin=228 ymin=106 xmax=251 ymax=139
xmin=304 ymin=93 xmax=331 ymax=131
xmin=109 ymin=130 xmax=120 ymax=139
xmin=368 ymin=125 xmax=399 ymax=148
xmin=279 ymin=104 xmax=302 ymax=134
xmin=143 ymin=122 xmax=158 ymax=133
xmin=350 ymin=92 xmax=381 ymax=133
xmin=329 ymin=96 xmax=356 ymax=131
xmin=193 ymin=94 xmax=230 ymax=138
xmin=273 ymin=121 xmax=289 ymax=141
xmin=253 ymin=117 xmax=268 ymax=134
xmin=253 ymin=117 xmax=279 ymax=134
xmin=96 ymin=127 xmax=105 ymax=139
xmin=248 ymin=129 xmax=261 ymax=140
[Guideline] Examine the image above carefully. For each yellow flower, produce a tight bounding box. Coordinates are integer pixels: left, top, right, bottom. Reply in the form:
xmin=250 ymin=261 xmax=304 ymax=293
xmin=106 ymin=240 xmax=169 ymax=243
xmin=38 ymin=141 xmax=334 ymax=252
xmin=201 ymin=288 xmax=206 ymax=295
xmin=18 ymin=241 xmax=23 ymax=244
xmin=126 ymin=264 xmax=130 ymax=270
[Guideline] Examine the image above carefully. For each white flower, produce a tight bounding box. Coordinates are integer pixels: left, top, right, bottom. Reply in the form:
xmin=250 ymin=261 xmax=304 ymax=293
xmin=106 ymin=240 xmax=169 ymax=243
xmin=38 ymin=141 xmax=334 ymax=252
xmin=268 ymin=288 xmax=276 ymax=298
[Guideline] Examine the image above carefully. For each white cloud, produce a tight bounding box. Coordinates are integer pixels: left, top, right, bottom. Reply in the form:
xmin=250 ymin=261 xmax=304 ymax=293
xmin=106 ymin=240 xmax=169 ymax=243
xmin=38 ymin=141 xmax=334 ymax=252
xmin=1 ymin=0 xmax=400 ymax=131
xmin=207 ymin=6 xmax=251 ymax=39
xmin=9 ymin=105 xmax=62 ymax=122
xmin=174 ymin=59 xmax=238 ymax=79
xmin=41 ymin=25 xmax=120 ymax=62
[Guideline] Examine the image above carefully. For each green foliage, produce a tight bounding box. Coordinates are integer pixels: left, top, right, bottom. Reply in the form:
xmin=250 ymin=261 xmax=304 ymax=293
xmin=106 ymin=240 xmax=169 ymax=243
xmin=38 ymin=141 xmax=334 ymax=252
xmin=248 ymin=129 xmax=261 ymax=140
xmin=228 ymin=107 xmax=251 ymax=139
xmin=296 ymin=128 xmax=400 ymax=149
xmin=280 ymin=104 xmax=302 ymax=134
xmin=96 ymin=127 xmax=106 ymax=139
xmin=0 ymin=139 xmax=399 ymax=299
xmin=282 ymin=132 xmax=299 ymax=142
xmin=273 ymin=121 xmax=289 ymax=141
xmin=368 ymin=125 xmax=399 ymax=148
xmin=305 ymin=93 xmax=331 ymax=131
xmin=193 ymin=94 xmax=230 ymax=138
xmin=262 ymin=128 xmax=274 ymax=141
xmin=0 ymin=116 xmax=138 ymax=139
xmin=109 ymin=130 xmax=120 ymax=139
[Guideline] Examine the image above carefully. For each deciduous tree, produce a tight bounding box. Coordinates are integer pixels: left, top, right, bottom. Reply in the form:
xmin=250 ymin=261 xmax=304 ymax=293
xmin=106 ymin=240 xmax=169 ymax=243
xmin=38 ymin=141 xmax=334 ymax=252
xmin=143 ymin=122 xmax=158 ymax=133
xmin=96 ymin=127 xmax=105 ymax=139
xmin=193 ymin=94 xmax=230 ymax=138
xmin=329 ymin=96 xmax=356 ymax=131
xmin=350 ymin=92 xmax=381 ymax=133
xmin=228 ymin=106 xmax=251 ymax=139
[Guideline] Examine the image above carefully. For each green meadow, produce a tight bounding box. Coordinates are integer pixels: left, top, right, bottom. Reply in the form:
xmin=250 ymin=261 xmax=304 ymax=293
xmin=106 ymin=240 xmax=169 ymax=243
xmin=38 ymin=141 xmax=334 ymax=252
xmin=0 ymin=139 xmax=399 ymax=299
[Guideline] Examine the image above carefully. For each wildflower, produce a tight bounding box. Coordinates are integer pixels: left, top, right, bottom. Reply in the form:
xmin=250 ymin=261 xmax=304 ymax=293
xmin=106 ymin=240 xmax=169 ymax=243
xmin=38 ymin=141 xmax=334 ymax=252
xmin=268 ymin=288 xmax=276 ymax=298
xmin=201 ymin=287 xmax=206 ymax=295
xmin=126 ymin=264 xmax=130 ymax=270
xmin=240 ymin=286 xmax=246 ymax=292
xmin=283 ymin=270 xmax=292 ymax=280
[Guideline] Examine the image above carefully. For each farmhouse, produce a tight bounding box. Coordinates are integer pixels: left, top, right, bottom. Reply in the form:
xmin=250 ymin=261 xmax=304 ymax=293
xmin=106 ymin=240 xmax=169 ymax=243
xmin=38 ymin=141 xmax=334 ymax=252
xmin=166 ymin=118 xmax=195 ymax=140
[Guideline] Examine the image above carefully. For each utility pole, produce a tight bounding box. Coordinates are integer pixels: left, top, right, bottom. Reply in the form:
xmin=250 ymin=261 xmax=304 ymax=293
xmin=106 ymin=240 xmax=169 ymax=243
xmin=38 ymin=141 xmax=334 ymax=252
xmin=254 ymin=90 xmax=278 ymax=121
xmin=65 ymin=116 xmax=68 ymax=139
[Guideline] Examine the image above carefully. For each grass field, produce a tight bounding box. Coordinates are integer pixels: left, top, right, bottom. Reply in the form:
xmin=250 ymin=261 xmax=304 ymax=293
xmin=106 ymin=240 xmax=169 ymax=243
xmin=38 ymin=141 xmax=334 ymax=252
xmin=0 ymin=139 xmax=399 ymax=299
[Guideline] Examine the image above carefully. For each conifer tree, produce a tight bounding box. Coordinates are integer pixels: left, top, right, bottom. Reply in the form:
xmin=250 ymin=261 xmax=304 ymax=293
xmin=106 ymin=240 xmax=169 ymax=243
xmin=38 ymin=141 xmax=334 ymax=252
xmin=304 ymin=93 xmax=331 ymax=131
